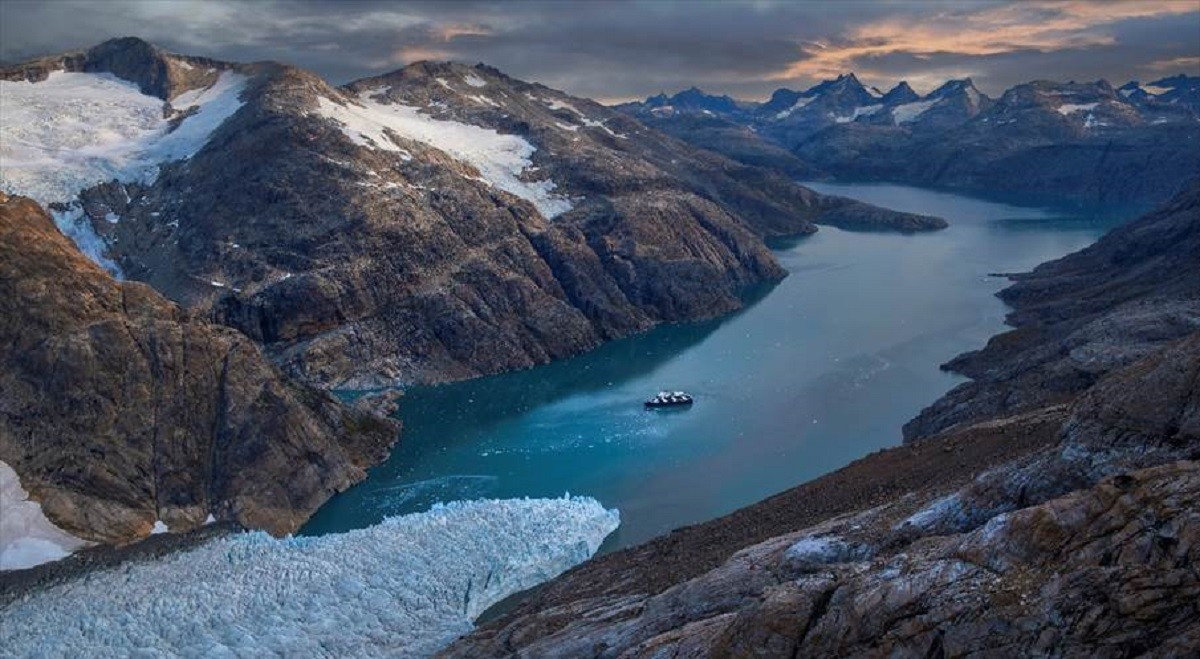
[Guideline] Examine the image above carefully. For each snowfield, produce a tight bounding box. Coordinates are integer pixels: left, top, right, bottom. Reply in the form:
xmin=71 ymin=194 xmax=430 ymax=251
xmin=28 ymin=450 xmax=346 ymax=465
xmin=0 ymin=496 xmax=619 ymax=657
xmin=0 ymin=461 xmax=89 ymax=571
xmin=1057 ymin=102 xmax=1100 ymax=115
xmin=317 ymin=90 xmax=575 ymax=218
xmin=891 ymin=99 xmax=939 ymax=124
xmin=0 ymin=70 xmax=247 ymax=207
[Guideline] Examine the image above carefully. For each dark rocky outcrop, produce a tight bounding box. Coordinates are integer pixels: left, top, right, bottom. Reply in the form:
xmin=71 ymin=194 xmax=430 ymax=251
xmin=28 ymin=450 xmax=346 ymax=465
xmin=0 ymin=193 xmax=399 ymax=544
xmin=440 ymin=186 xmax=1200 ymax=657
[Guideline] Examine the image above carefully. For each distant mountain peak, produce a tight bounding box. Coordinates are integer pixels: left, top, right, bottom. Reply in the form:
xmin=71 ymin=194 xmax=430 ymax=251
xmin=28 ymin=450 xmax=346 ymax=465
xmin=881 ymin=81 xmax=919 ymax=105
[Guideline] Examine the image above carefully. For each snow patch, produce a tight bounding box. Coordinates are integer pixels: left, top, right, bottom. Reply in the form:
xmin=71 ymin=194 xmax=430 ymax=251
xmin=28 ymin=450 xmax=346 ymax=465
xmin=0 ymin=461 xmax=89 ymax=571
xmin=469 ymin=94 xmax=500 ymax=108
xmin=0 ymin=70 xmax=247 ymax=206
xmin=150 ymin=520 xmax=169 ymax=535
xmin=1057 ymin=102 xmax=1099 ymax=115
xmin=0 ymin=496 xmax=619 ymax=657
xmin=317 ymin=91 xmax=574 ymax=218
xmin=464 ymin=73 xmax=487 ymax=88
xmin=775 ymin=95 xmax=815 ymax=119
xmin=891 ymin=99 xmax=938 ymax=124
xmin=835 ymin=104 xmax=883 ymax=123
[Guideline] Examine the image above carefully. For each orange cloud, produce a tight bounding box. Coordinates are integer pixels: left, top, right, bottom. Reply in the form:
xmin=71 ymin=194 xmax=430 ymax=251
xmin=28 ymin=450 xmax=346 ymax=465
xmin=769 ymin=0 xmax=1199 ymax=82
xmin=433 ymin=23 xmax=492 ymax=42
xmin=1144 ymin=55 xmax=1200 ymax=72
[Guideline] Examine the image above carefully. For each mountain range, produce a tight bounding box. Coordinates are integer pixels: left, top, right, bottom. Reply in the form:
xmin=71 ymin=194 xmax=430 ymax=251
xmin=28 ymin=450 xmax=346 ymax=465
xmin=620 ymin=72 xmax=1200 ymax=206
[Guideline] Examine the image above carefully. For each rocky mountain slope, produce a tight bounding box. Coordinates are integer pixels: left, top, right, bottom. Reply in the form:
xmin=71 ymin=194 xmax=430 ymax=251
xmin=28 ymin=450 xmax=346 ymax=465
xmin=906 ymin=179 xmax=1200 ymax=440
xmin=440 ymin=184 xmax=1200 ymax=657
xmin=621 ymin=74 xmax=1200 ymax=207
xmin=0 ymin=192 xmax=398 ymax=546
xmin=1 ymin=38 xmax=943 ymax=390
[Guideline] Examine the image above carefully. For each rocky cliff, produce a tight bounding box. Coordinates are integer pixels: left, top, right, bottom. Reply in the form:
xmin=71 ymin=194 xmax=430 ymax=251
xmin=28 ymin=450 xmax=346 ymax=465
xmin=440 ymin=185 xmax=1200 ymax=657
xmin=1 ymin=39 xmax=943 ymax=391
xmin=0 ymin=193 xmax=399 ymax=545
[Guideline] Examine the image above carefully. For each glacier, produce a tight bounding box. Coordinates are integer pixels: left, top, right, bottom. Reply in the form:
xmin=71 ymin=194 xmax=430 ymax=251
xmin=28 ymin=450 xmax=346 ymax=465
xmin=0 ymin=496 xmax=619 ymax=657
xmin=0 ymin=70 xmax=247 ymax=207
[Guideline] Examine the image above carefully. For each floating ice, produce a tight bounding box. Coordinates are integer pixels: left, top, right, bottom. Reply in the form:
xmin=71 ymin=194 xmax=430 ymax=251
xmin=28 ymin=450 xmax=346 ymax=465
xmin=0 ymin=496 xmax=619 ymax=657
xmin=0 ymin=70 xmax=247 ymax=207
xmin=316 ymin=91 xmax=574 ymax=218
xmin=0 ymin=461 xmax=89 ymax=571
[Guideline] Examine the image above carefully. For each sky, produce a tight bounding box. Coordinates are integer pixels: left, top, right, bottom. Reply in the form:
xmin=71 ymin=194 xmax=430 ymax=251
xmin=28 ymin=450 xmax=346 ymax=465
xmin=1 ymin=0 xmax=1198 ymax=103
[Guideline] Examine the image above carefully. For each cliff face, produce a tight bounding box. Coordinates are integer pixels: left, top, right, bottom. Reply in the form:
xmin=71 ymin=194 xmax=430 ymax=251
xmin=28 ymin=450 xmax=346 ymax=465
xmin=0 ymin=193 xmax=399 ymax=544
xmin=440 ymin=187 xmax=1200 ymax=657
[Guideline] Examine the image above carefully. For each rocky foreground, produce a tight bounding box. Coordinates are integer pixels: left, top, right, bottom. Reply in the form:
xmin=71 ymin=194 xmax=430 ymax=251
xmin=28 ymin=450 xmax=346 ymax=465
xmin=0 ymin=193 xmax=398 ymax=544
xmin=440 ymin=185 xmax=1200 ymax=656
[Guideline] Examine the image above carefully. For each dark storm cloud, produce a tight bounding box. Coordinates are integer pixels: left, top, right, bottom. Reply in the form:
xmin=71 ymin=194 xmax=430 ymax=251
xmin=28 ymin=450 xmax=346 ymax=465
xmin=1 ymin=0 xmax=1197 ymax=102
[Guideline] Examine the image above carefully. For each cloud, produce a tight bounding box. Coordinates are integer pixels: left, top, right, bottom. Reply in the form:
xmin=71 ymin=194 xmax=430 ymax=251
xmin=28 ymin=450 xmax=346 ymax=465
xmin=0 ymin=0 xmax=1196 ymax=101
xmin=770 ymin=0 xmax=1200 ymax=90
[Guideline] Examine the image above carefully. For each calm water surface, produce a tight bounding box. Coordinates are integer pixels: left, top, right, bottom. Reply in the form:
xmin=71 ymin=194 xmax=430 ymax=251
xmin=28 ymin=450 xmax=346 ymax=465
xmin=304 ymin=182 xmax=1125 ymax=550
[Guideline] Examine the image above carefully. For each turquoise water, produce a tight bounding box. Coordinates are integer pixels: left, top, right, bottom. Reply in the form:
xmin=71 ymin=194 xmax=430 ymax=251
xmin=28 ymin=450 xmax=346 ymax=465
xmin=303 ymin=182 xmax=1125 ymax=550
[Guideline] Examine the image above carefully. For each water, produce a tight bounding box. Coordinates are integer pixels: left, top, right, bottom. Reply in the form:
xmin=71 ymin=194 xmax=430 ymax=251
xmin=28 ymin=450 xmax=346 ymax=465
xmin=304 ymin=182 xmax=1125 ymax=550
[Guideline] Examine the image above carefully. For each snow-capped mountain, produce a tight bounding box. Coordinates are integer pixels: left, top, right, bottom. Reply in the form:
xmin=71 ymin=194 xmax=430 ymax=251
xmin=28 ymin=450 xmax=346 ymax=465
xmin=617 ymin=70 xmax=1199 ymax=206
xmin=616 ymin=87 xmax=745 ymax=119
xmin=1119 ymin=75 xmax=1200 ymax=116
xmin=879 ymin=81 xmax=920 ymax=105
xmin=0 ymin=38 xmax=940 ymax=393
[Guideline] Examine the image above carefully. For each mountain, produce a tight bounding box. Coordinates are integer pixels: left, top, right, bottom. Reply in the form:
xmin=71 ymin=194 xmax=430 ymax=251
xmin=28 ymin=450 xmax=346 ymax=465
xmin=0 ymin=192 xmax=399 ymax=546
xmin=796 ymin=77 xmax=1200 ymax=205
xmin=879 ymin=81 xmax=919 ymax=105
xmin=619 ymin=72 xmax=1200 ymax=207
xmin=0 ymin=38 xmax=944 ymax=391
xmin=1121 ymin=74 xmax=1200 ymax=113
xmin=615 ymin=87 xmax=744 ymax=118
xmin=440 ymin=183 xmax=1200 ymax=658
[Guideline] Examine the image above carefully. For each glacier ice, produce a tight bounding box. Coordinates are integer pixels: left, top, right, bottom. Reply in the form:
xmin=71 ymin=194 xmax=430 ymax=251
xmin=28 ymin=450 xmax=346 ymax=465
xmin=49 ymin=204 xmax=123 ymax=277
xmin=316 ymin=90 xmax=575 ymax=218
xmin=0 ymin=70 xmax=247 ymax=207
xmin=0 ymin=496 xmax=619 ymax=657
xmin=0 ymin=461 xmax=89 ymax=571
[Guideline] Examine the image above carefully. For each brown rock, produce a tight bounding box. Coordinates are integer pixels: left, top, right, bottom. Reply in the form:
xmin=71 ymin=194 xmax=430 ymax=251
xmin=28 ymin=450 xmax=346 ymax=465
xmin=0 ymin=193 xmax=399 ymax=544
